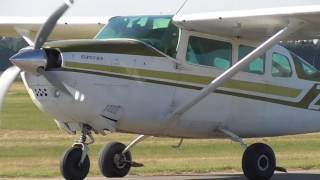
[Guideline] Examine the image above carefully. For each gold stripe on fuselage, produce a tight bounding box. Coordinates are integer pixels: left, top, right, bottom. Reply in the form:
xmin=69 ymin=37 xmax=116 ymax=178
xmin=64 ymin=61 xmax=301 ymax=98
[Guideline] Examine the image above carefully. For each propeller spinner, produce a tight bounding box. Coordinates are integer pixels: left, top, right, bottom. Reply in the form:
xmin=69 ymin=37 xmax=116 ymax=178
xmin=0 ymin=0 xmax=74 ymax=112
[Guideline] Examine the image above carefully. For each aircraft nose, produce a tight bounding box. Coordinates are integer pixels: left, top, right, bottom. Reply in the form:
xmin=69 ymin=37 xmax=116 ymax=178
xmin=10 ymin=48 xmax=47 ymax=74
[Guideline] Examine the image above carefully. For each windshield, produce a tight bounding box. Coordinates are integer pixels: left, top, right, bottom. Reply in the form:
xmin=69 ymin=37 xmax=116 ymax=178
xmin=291 ymin=52 xmax=320 ymax=81
xmin=95 ymin=15 xmax=179 ymax=58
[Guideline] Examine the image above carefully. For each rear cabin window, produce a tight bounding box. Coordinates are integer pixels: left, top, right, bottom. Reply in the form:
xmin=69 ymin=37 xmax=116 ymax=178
xmin=186 ymin=36 xmax=232 ymax=70
xmin=272 ymin=53 xmax=292 ymax=78
xmin=291 ymin=53 xmax=320 ymax=81
xmin=238 ymin=45 xmax=265 ymax=74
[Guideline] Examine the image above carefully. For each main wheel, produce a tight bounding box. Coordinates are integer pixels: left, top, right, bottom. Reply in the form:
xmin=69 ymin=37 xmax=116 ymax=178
xmin=60 ymin=146 xmax=90 ymax=180
xmin=99 ymin=142 xmax=132 ymax=178
xmin=242 ymin=143 xmax=276 ymax=180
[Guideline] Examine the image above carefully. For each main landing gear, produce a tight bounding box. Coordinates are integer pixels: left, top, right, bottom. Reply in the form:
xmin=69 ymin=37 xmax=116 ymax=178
xmin=99 ymin=142 xmax=132 ymax=177
xmin=219 ymin=128 xmax=286 ymax=180
xmin=99 ymin=135 xmax=147 ymax=178
xmin=242 ymin=143 xmax=276 ymax=180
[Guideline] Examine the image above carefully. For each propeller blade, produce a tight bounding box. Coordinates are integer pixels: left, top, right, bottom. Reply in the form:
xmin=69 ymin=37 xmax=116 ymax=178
xmin=37 ymin=68 xmax=72 ymax=96
xmin=0 ymin=66 xmax=21 ymax=112
xmin=34 ymin=0 xmax=74 ymax=49
xmin=22 ymin=36 xmax=35 ymax=47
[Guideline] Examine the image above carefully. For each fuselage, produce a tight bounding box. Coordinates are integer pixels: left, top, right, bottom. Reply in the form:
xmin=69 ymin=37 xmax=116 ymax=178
xmin=20 ymin=15 xmax=320 ymax=139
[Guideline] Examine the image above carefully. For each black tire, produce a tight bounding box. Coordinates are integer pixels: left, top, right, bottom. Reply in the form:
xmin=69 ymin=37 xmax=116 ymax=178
xmin=60 ymin=146 xmax=90 ymax=180
xmin=99 ymin=142 xmax=132 ymax=178
xmin=242 ymin=143 xmax=276 ymax=180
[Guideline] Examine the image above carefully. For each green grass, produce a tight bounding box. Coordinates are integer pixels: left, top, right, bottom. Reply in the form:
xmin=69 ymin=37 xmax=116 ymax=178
xmin=1 ymin=82 xmax=320 ymax=177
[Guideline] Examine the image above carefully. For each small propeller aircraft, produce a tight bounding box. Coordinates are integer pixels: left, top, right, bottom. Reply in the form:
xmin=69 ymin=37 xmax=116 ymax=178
xmin=2 ymin=0 xmax=320 ymax=179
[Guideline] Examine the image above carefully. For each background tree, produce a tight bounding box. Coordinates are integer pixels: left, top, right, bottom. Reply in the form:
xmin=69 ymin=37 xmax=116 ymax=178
xmin=1 ymin=37 xmax=320 ymax=71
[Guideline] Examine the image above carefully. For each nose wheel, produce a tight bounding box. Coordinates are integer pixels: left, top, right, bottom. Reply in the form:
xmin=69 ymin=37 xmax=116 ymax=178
xmin=60 ymin=146 xmax=90 ymax=180
xmin=60 ymin=125 xmax=94 ymax=180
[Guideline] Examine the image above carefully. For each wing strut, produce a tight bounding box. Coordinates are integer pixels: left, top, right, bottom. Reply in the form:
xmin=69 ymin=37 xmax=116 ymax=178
xmin=163 ymin=19 xmax=304 ymax=133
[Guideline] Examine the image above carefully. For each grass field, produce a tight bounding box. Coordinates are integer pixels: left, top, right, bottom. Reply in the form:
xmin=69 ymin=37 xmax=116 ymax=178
xmin=1 ymin=82 xmax=320 ymax=178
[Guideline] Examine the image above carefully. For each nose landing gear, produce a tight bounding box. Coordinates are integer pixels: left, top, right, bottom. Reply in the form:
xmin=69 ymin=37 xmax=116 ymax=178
xmin=60 ymin=146 xmax=90 ymax=180
xmin=60 ymin=125 xmax=94 ymax=180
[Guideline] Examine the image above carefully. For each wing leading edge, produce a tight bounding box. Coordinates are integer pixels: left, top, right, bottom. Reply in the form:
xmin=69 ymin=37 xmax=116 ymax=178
xmin=0 ymin=17 xmax=107 ymax=40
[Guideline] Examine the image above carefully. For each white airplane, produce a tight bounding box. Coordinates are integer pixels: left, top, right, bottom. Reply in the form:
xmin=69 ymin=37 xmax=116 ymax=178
xmin=2 ymin=0 xmax=320 ymax=179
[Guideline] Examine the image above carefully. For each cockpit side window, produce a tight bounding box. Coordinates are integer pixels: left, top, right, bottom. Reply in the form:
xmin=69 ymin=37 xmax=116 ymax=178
xmin=272 ymin=53 xmax=292 ymax=78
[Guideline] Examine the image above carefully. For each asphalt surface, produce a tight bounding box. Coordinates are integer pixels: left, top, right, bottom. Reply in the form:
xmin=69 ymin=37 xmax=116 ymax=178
xmin=4 ymin=171 xmax=320 ymax=180
xmin=93 ymin=172 xmax=320 ymax=180
xmin=89 ymin=172 xmax=320 ymax=180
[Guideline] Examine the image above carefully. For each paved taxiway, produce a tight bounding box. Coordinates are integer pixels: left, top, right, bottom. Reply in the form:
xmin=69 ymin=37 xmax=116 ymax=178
xmin=5 ymin=171 xmax=320 ymax=180
xmin=86 ymin=173 xmax=320 ymax=180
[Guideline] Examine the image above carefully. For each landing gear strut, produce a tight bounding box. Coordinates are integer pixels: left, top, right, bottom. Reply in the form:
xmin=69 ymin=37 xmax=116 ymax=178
xmin=60 ymin=125 xmax=94 ymax=180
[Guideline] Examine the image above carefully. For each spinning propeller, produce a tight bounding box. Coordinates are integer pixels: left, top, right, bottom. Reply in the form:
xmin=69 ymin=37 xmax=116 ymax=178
xmin=0 ymin=0 xmax=74 ymax=112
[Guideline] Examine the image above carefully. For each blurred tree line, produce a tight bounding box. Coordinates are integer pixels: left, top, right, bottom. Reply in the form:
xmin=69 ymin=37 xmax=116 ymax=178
xmin=0 ymin=37 xmax=27 ymax=71
xmin=1 ymin=37 xmax=320 ymax=71
xmin=281 ymin=40 xmax=320 ymax=69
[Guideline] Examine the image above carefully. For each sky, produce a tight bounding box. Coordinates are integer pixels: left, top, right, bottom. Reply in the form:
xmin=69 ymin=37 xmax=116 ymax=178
xmin=0 ymin=0 xmax=186 ymax=17
xmin=2 ymin=0 xmax=320 ymax=17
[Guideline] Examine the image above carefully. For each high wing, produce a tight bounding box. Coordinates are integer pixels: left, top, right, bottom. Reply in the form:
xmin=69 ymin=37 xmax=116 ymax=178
xmin=0 ymin=17 xmax=106 ymax=40
xmin=173 ymin=0 xmax=320 ymax=41
xmin=0 ymin=0 xmax=187 ymax=40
